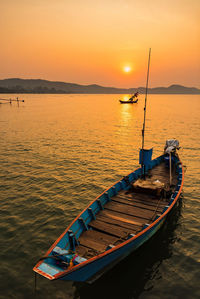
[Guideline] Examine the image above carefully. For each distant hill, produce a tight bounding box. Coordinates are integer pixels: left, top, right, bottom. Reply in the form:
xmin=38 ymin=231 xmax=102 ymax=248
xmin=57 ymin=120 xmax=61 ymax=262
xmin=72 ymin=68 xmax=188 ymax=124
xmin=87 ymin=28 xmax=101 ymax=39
xmin=0 ymin=78 xmax=199 ymax=94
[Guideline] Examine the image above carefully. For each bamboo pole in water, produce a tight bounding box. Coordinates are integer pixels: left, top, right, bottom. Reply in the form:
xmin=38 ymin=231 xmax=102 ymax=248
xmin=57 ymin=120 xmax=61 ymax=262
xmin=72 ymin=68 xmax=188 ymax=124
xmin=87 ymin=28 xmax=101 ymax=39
xmin=0 ymin=97 xmax=24 ymax=102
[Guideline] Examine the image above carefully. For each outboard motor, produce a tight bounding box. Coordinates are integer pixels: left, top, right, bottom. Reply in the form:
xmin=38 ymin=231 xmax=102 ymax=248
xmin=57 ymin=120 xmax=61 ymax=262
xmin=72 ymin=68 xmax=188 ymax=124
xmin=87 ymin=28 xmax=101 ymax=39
xmin=164 ymin=139 xmax=180 ymax=154
xmin=164 ymin=139 xmax=180 ymax=167
xmin=164 ymin=139 xmax=180 ymax=186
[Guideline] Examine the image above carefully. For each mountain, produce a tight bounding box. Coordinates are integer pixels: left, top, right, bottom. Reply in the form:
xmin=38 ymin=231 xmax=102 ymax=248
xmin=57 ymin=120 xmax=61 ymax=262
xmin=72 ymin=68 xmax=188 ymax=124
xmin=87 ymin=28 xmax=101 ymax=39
xmin=0 ymin=78 xmax=199 ymax=94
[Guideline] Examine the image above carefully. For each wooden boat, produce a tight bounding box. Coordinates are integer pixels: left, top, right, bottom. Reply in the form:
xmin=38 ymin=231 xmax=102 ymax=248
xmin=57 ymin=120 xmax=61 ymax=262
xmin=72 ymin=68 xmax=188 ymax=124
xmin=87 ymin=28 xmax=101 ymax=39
xmin=33 ymin=147 xmax=184 ymax=282
xmin=119 ymin=98 xmax=138 ymax=104
xmin=33 ymin=49 xmax=184 ymax=283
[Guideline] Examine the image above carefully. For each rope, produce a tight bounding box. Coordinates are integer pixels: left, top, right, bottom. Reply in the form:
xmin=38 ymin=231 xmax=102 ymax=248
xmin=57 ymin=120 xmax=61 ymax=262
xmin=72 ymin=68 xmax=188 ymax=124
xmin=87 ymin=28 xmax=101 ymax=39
xmin=150 ymin=197 xmax=162 ymax=222
xmin=34 ymin=272 xmax=37 ymax=298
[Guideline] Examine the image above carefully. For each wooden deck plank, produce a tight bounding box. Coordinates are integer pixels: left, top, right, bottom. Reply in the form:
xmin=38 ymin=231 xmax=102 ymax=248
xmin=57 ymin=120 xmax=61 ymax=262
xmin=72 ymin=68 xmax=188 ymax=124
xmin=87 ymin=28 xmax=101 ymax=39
xmin=75 ymin=244 xmax=96 ymax=258
xmin=116 ymin=194 xmax=167 ymax=209
xmin=105 ymin=201 xmax=154 ymax=220
xmin=78 ymin=229 xmax=118 ymax=253
xmin=112 ymin=196 xmax=164 ymax=213
xmin=97 ymin=214 xmax=142 ymax=232
xmin=79 ymin=237 xmax=105 ymax=253
xmin=100 ymin=209 xmax=147 ymax=226
xmin=149 ymin=162 xmax=177 ymax=184
xmin=120 ymin=190 xmax=161 ymax=203
xmin=118 ymin=191 xmax=166 ymax=203
xmin=89 ymin=219 xmax=130 ymax=239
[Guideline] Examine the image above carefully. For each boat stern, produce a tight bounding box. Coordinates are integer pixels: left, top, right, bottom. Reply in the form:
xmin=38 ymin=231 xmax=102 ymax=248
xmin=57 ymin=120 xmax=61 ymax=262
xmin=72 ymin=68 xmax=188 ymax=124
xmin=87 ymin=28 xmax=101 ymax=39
xmin=33 ymin=246 xmax=88 ymax=280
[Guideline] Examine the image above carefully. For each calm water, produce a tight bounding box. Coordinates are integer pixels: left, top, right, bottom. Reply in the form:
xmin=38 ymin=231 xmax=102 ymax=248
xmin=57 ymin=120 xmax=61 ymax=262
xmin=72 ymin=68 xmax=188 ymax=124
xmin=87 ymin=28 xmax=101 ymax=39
xmin=0 ymin=94 xmax=200 ymax=299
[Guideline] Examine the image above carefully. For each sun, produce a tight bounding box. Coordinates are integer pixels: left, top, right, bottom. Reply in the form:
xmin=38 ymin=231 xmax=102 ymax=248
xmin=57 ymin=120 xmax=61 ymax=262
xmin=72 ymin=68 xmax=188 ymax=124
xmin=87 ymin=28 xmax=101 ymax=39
xmin=123 ymin=66 xmax=132 ymax=73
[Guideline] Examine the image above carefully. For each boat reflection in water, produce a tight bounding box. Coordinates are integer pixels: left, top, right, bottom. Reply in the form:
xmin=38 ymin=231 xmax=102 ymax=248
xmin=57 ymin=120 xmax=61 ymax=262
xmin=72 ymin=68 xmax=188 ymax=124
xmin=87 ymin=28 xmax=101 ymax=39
xmin=74 ymin=198 xmax=183 ymax=299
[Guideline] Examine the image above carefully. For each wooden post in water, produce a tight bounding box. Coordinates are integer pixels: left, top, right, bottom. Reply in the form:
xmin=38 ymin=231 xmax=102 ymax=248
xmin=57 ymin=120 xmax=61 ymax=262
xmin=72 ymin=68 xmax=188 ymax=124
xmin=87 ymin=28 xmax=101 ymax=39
xmin=0 ymin=98 xmax=24 ymax=103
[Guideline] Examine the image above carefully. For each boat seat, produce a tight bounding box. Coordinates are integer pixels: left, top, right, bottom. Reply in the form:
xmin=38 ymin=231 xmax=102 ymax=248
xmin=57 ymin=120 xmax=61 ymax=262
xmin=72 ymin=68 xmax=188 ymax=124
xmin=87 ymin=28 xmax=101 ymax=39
xmin=52 ymin=246 xmax=69 ymax=255
xmin=38 ymin=262 xmax=64 ymax=276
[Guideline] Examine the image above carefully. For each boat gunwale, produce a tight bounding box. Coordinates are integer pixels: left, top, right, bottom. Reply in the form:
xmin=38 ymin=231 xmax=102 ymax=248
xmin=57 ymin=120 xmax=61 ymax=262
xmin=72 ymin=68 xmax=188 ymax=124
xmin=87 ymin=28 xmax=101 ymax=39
xmin=33 ymin=156 xmax=184 ymax=280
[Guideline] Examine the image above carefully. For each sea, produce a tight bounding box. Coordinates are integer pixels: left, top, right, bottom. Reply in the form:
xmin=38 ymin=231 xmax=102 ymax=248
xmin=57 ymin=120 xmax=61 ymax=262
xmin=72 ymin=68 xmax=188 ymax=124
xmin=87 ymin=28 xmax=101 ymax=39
xmin=0 ymin=94 xmax=199 ymax=299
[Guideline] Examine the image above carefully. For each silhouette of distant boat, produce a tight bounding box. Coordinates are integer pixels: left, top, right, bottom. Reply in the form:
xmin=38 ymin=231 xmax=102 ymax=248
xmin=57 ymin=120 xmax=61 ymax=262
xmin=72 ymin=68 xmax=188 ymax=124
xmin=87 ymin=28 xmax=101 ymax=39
xmin=119 ymin=98 xmax=138 ymax=104
xmin=119 ymin=92 xmax=139 ymax=104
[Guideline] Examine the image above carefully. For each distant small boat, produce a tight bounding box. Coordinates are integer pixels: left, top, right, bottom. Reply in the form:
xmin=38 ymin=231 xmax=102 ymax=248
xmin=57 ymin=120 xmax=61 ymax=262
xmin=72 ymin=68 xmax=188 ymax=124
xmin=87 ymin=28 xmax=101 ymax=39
xmin=119 ymin=92 xmax=139 ymax=104
xmin=119 ymin=98 xmax=138 ymax=104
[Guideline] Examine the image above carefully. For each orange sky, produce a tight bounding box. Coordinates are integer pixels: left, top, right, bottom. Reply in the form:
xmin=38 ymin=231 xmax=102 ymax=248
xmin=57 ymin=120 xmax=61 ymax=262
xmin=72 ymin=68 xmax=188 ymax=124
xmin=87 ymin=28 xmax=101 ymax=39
xmin=1 ymin=0 xmax=199 ymax=88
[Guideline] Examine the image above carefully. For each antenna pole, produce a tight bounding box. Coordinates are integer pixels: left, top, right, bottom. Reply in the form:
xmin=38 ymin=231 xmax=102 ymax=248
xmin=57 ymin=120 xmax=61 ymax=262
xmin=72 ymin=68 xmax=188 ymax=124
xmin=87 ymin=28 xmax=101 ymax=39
xmin=141 ymin=48 xmax=151 ymax=175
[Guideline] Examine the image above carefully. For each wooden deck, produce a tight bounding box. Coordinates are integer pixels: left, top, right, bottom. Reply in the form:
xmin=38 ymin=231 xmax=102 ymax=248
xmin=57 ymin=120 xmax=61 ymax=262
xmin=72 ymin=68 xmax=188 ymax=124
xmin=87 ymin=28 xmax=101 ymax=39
xmin=76 ymin=162 xmax=177 ymax=259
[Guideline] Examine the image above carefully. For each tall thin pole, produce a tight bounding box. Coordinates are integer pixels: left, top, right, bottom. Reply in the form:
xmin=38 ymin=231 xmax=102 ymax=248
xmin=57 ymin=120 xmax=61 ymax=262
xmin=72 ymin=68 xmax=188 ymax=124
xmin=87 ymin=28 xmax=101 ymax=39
xmin=141 ymin=48 xmax=151 ymax=175
xmin=169 ymin=152 xmax=172 ymax=186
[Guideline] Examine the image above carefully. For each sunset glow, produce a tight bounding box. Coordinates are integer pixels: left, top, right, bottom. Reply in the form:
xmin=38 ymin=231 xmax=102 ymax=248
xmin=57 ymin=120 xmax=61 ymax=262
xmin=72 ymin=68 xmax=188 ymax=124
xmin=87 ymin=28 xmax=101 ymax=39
xmin=123 ymin=96 xmax=130 ymax=101
xmin=123 ymin=66 xmax=132 ymax=73
xmin=0 ymin=0 xmax=199 ymax=88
